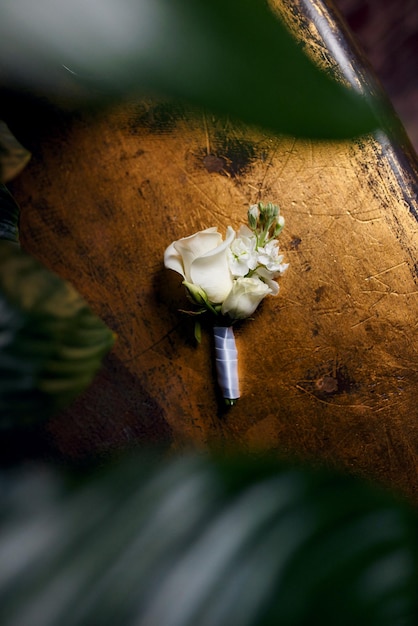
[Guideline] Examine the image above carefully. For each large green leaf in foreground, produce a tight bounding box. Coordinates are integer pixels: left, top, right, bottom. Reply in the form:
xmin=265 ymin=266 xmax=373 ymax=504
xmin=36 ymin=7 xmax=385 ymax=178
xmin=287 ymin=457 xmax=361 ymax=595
xmin=0 ymin=240 xmax=114 ymax=427
xmin=0 ymin=0 xmax=379 ymax=139
xmin=0 ymin=454 xmax=416 ymax=625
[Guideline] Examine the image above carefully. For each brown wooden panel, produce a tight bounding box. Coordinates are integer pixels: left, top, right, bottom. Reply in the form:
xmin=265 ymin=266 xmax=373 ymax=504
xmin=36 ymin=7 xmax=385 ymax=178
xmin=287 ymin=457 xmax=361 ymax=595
xmin=7 ymin=0 xmax=418 ymax=499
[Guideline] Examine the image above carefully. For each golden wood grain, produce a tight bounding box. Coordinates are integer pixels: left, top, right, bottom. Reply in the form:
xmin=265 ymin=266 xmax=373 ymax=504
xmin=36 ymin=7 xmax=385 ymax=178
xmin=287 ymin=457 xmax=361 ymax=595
xmin=9 ymin=0 xmax=418 ymax=499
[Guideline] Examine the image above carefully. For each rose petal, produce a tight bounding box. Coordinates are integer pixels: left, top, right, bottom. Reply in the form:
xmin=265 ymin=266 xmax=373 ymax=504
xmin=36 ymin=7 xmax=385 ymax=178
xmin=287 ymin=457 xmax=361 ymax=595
xmin=164 ymin=241 xmax=186 ymax=277
xmin=190 ymin=226 xmax=235 ymax=302
xmin=174 ymin=228 xmax=221 ymax=282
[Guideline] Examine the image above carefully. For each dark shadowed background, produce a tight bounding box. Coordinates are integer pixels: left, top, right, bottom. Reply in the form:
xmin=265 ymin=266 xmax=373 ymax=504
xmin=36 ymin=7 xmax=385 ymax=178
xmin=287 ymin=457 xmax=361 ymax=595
xmin=336 ymin=0 xmax=418 ymax=150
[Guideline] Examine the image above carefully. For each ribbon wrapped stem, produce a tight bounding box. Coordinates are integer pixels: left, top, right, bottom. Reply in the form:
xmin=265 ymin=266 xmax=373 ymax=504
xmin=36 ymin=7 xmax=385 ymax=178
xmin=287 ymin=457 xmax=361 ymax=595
xmin=213 ymin=325 xmax=240 ymax=406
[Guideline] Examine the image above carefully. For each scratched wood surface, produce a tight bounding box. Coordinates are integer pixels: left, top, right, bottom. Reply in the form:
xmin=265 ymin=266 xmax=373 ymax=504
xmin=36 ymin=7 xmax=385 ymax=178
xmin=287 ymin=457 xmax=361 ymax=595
xmin=7 ymin=0 xmax=418 ymax=498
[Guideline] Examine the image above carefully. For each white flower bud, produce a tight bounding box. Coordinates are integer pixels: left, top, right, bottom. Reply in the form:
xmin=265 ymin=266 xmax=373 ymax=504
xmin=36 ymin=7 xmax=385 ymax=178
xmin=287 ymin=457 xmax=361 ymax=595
xmin=247 ymin=204 xmax=260 ymax=229
xmin=221 ymin=276 xmax=271 ymax=320
xmin=260 ymin=202 xmax=279 ymax=222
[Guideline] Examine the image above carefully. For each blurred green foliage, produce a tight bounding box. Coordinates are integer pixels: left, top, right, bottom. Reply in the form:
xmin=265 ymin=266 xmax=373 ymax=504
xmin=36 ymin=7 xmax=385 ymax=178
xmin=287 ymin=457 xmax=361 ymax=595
xmin=0 ymin=239 xmax=115 ymax=428
xmin=0 ymin=454 xmax=417 ymax=626
xmin=0 ymin=0 xmax=378 ymax=139
xmin=0 ymin=190 xmax=114 ymax=428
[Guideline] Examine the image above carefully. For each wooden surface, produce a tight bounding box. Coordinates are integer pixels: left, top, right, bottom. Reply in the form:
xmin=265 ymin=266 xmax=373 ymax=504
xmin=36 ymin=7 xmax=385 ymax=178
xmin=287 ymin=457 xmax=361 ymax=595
xmin=7 ymin=0 xmax=418 ymax=498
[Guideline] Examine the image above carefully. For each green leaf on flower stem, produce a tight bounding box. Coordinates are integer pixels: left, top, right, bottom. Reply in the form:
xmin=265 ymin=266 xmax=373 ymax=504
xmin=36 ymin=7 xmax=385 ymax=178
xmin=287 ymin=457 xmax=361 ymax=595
xmin=0 ymin=0 xmax=379 ymax=139
xmin=0 ymin=454 xmax=417 ymax=626
xmin=0 ymin=240 xmax=114 ymax=428
xmin=194 ymin=319 xmax=202 ymax=343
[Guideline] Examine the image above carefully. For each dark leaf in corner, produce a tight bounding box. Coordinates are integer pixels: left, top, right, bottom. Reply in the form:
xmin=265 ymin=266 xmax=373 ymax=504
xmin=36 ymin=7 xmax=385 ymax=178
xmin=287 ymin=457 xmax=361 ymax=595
xmin=0 ymin=241 xmax=114 ymax=428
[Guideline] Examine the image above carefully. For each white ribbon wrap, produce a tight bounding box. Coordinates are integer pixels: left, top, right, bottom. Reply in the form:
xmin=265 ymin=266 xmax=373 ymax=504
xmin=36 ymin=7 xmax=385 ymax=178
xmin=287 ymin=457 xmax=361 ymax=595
xmin=213 ymin=325 xmax=240 ymax=403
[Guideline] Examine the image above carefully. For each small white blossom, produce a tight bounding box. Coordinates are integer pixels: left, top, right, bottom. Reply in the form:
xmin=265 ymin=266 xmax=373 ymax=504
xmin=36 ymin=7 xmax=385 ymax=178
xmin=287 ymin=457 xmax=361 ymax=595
xmin=228 ymin=231 xmax=258 ymax=277
xmin=255 ymin=267 xmax=279 ymax=295
xmin=256 ymin=240 xmax=287 ymax=273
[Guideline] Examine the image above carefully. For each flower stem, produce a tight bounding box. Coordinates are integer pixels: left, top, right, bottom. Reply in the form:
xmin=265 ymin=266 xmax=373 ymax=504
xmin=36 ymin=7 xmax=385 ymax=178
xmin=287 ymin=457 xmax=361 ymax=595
xmin=213 ymin=325 xmax=240 ymax=404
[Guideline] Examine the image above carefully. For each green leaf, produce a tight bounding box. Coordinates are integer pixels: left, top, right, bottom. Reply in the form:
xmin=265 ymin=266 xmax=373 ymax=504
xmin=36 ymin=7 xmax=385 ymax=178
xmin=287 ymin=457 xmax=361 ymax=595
xmin=0 ymin=0 xmax=379 ymax=138
xmin=0 ymin=241 xmax=114 ymax=428
xmin=0 ymin=454 xmax=416 ymax=626
xmin=194 ymin=319 xmax=202 ymax=343
xmin=0 ymin=121 xmax=31 ymax=183
xmin=0 ymin=184 xmax=20 ymax=244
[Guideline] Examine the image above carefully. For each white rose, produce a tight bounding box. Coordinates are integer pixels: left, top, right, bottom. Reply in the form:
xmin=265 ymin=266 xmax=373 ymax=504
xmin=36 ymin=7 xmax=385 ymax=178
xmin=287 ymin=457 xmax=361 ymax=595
xmin=221 ymin=276 xmax=271 ymax=320
xmin=164 ymin=226 xmax=235 ymax=303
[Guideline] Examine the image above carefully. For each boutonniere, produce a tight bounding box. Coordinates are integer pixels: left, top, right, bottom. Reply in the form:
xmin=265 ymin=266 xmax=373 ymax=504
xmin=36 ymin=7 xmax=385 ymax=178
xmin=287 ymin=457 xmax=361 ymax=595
xmin=164 ymin=203 xmax=288 ymax=405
